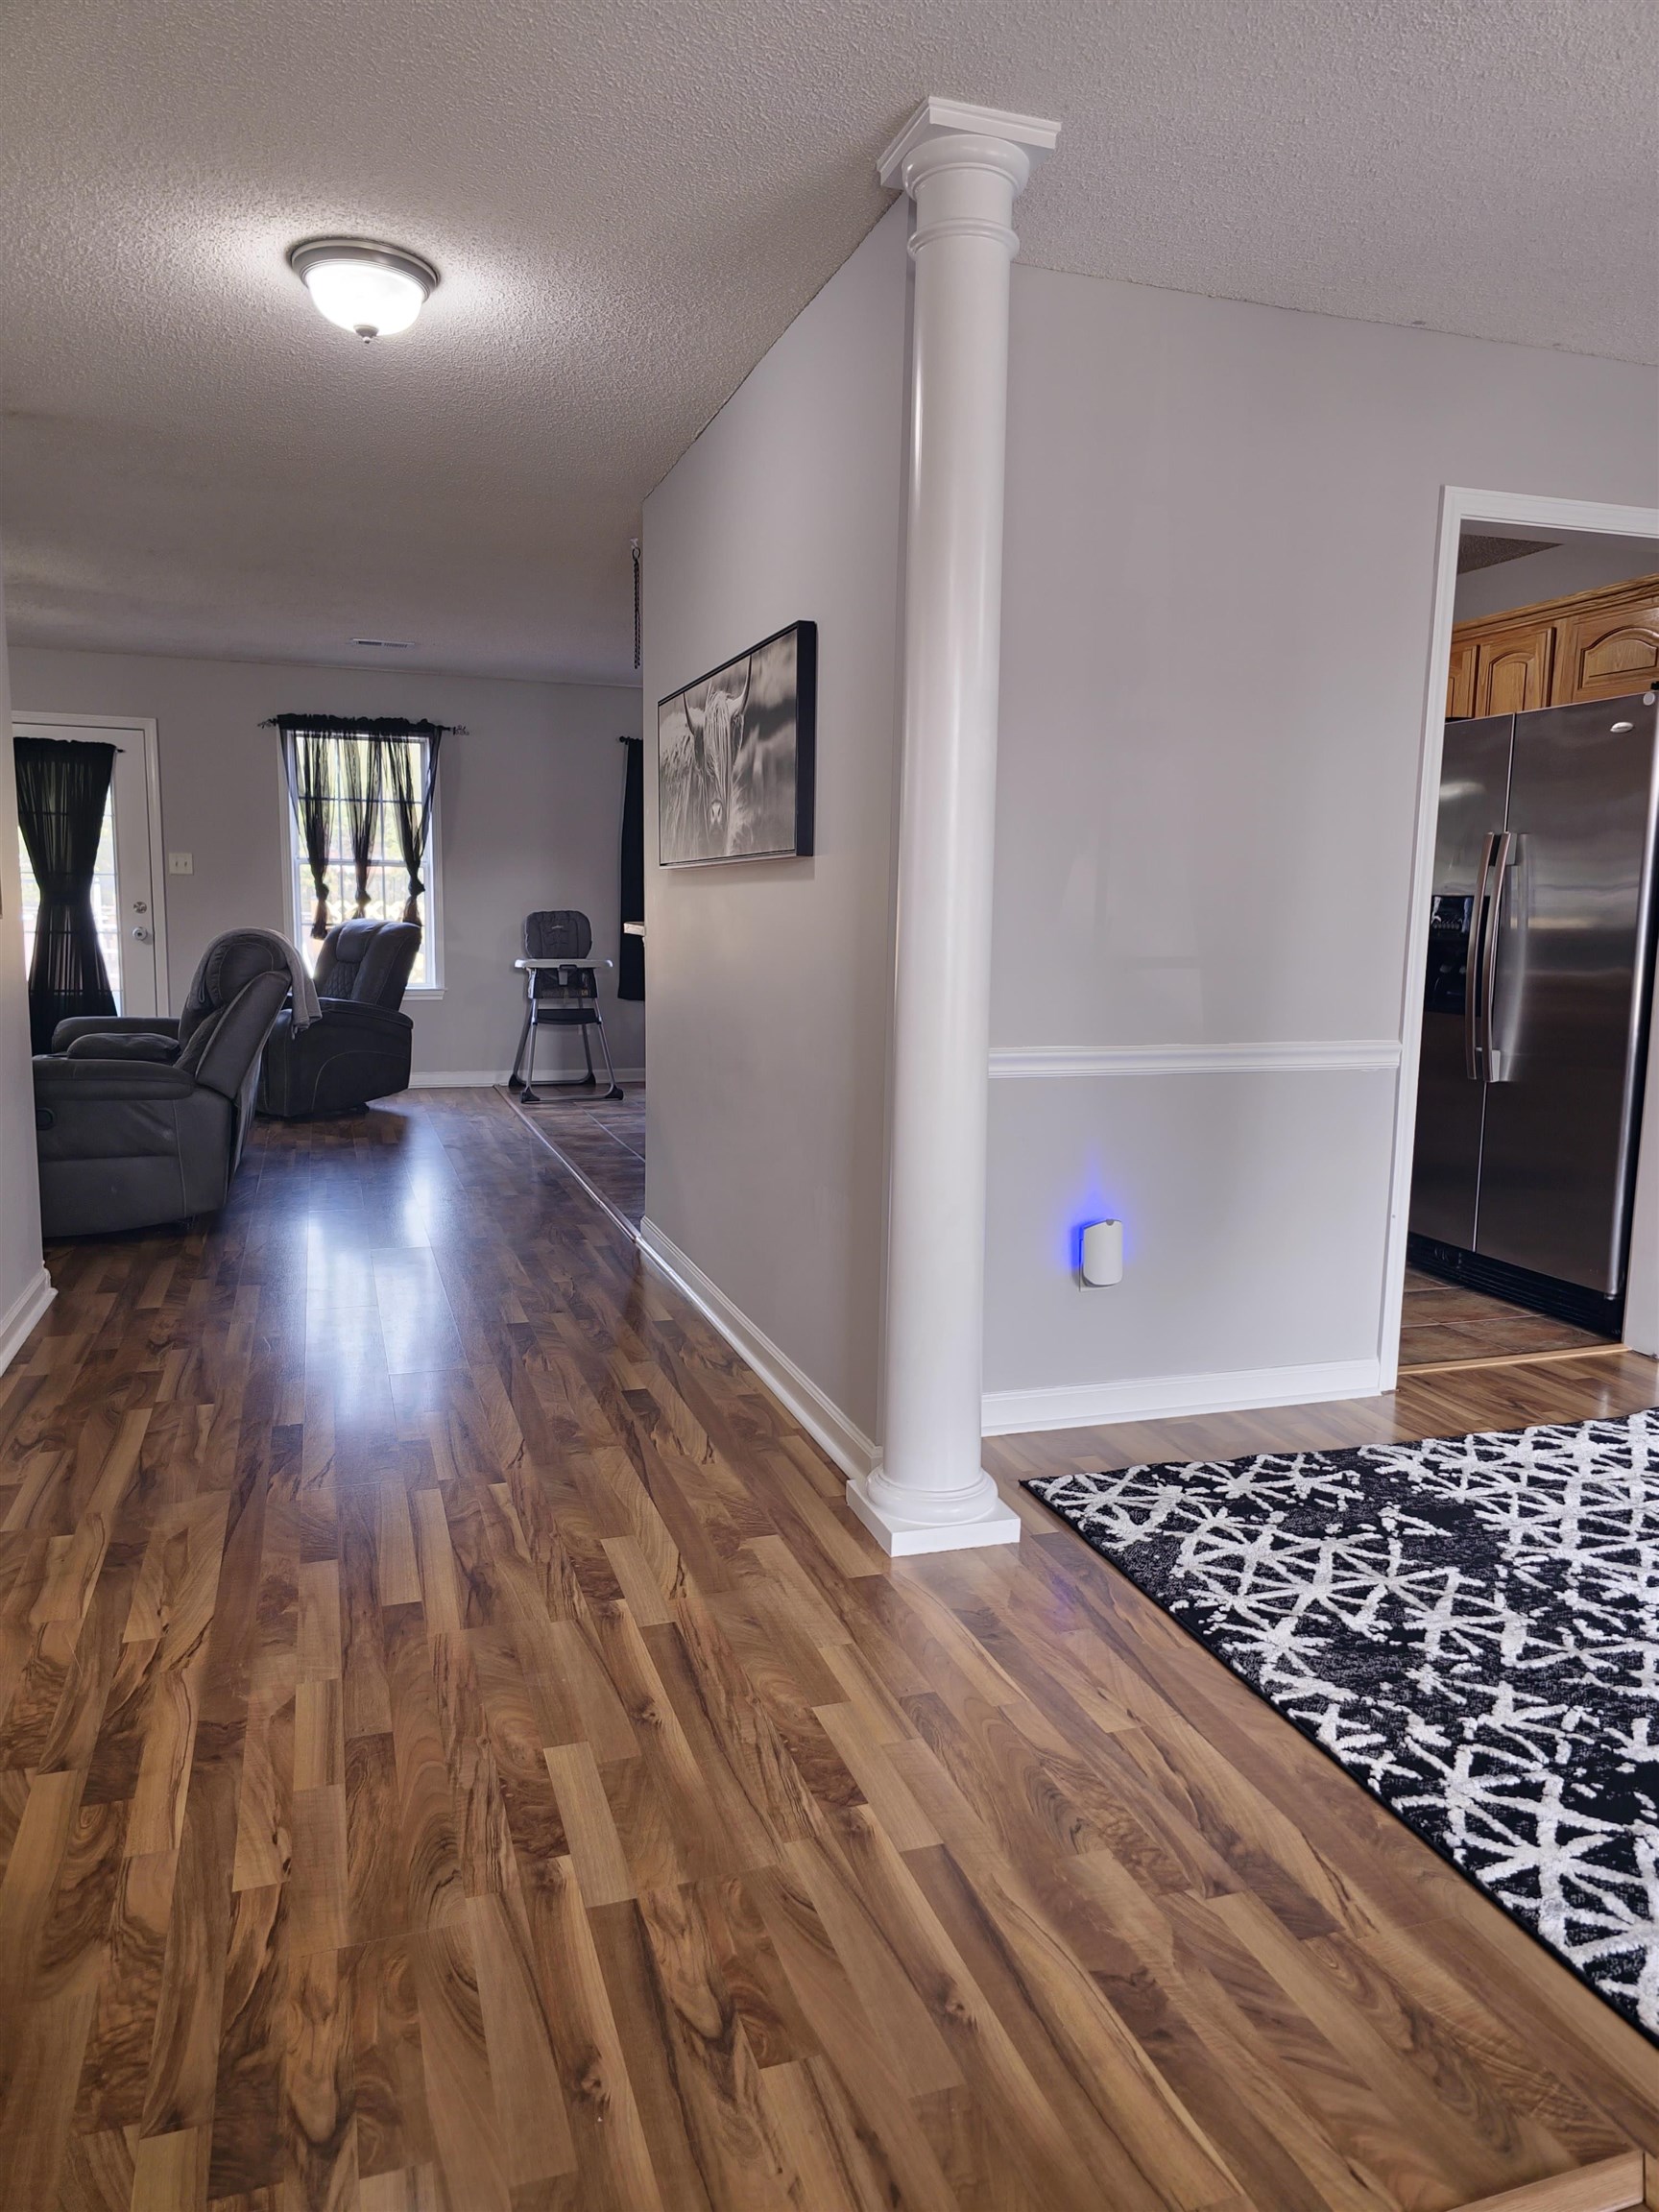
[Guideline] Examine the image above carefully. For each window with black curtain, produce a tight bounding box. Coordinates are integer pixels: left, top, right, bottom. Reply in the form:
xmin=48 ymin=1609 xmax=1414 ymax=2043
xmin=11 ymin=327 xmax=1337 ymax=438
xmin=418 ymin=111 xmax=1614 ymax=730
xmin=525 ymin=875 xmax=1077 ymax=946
xmin=273 ymin=721 xmax=446 ymax=987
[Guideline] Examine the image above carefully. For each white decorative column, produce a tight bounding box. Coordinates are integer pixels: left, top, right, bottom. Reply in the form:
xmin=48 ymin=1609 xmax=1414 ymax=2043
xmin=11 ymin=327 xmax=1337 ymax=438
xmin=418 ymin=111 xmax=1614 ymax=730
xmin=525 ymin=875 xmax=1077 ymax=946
xmin=848 ymin=99 xmax=1059 ymax=1557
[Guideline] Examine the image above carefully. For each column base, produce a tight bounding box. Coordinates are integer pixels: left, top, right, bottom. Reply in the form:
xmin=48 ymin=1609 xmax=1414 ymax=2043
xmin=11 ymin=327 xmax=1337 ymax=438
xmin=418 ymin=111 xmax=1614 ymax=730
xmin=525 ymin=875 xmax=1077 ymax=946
xmin=846 ymin=1472 xmax=1022 ymax=1556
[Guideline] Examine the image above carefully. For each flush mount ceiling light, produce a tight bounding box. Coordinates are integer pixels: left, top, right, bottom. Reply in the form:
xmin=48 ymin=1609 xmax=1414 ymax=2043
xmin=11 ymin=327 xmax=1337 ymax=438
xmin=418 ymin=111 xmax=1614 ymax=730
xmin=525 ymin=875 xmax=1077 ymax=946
xmin=288 ymin=238 xmax=439 ymax=341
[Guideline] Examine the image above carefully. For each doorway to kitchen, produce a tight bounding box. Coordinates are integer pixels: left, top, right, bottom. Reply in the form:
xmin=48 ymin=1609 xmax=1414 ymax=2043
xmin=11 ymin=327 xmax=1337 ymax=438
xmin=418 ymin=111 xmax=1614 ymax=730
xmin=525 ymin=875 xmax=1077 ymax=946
xmin=1385 ymin=494 xmax=1659 ymax=1382
xmin=12 ymin=714 xmax=168 ymax=1020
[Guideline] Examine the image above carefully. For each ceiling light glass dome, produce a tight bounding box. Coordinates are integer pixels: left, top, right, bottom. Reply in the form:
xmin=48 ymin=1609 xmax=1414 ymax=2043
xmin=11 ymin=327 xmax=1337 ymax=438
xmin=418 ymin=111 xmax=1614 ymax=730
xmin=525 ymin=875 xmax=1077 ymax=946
xmin=288 ymin=239 xmax=439 ymax=341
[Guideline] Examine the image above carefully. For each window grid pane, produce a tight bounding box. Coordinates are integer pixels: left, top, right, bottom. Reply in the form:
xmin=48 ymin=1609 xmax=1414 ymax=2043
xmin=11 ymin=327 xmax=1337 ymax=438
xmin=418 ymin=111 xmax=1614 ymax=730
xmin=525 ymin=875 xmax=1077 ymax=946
xmin=292 ymin=737 xmax=434 ymax=988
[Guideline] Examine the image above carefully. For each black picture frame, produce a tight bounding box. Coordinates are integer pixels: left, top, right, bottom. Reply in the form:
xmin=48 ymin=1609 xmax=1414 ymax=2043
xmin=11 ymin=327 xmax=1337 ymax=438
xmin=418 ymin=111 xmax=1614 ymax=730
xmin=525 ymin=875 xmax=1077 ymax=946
xmin=657 ymin=619 xmax=816 ymax=866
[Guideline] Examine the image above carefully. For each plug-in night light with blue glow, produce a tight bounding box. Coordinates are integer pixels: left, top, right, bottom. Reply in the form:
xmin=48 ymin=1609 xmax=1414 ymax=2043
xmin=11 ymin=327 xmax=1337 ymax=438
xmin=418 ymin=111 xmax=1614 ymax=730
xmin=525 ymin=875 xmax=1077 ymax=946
xmin=1080 ymin=1220 xmax=1123 ymax=1286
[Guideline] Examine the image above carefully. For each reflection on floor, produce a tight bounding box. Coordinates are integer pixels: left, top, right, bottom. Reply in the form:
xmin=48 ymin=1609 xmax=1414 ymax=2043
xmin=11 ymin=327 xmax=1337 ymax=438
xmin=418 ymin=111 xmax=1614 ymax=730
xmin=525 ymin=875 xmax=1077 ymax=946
xmin=1398 ymin=1263 xmax=1618 ymax=1372
xmin=505 ymin=1081 xmax=645 ymax=1229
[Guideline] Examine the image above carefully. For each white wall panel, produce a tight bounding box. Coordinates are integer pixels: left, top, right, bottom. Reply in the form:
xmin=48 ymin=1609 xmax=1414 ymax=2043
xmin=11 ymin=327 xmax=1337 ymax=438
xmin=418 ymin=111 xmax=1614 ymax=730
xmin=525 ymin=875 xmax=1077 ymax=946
xmin=0 ymin=559 xmax=51 ymax=1369
xmin=988 ymin=269 xmax=1656 ymax=1405
xmin=984 ymin=1066 xmax=1397 ymax=1400
xmin=641 ymin=206 xmax=908 ymax=1442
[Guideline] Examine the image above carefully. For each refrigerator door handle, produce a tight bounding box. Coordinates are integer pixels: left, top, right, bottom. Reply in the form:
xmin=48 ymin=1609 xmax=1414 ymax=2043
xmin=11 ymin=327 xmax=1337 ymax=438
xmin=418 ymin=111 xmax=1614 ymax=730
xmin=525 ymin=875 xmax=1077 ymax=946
xmin=1479 ymin=829 xmax=1515 ymax=1082
xmin=1465 ymin=830 xmax=1500 ymax=1080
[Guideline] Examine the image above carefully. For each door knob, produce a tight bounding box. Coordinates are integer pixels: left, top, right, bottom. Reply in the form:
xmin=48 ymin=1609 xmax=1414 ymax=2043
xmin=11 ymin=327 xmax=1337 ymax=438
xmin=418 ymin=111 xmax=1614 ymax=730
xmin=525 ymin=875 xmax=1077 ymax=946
xmin=132 ymin=927 xmax=152 ymax=943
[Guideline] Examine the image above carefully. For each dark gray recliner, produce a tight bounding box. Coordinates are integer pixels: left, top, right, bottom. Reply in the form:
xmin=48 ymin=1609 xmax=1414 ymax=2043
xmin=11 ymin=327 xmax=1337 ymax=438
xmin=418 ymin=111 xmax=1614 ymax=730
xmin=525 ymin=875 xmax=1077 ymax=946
xmin=35 ymin=930 xmax=294 ymax=1238
xmin=256 ymin=918 xmax=420 ymax=1118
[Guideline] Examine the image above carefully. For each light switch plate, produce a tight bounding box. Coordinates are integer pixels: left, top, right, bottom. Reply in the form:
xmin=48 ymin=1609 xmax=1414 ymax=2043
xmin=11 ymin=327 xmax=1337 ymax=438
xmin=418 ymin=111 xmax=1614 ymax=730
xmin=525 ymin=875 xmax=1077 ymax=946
xmin=168 ymin=853 xmax=193 ymax=876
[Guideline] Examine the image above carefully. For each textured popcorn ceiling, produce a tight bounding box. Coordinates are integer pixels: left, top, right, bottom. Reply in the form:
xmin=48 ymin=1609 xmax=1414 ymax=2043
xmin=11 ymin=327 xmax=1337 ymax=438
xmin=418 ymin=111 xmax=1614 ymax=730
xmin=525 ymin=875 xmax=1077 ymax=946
xmin=1457 ymin=534 xmax=1562 ymax=575
xmin=2 ymin=0 xmax=1654 ymax=682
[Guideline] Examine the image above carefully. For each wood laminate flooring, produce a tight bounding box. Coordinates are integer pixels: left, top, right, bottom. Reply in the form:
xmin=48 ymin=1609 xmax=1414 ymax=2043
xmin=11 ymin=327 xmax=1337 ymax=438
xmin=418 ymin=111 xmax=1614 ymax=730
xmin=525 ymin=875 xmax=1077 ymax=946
xmin=1397 ymin=1266 xmax=1616 ymax=1373
xmin=507 ymin=1084 xmax=646 ymax=1231
xmin=0 ymin=1090 xmax=1654 ymax=2210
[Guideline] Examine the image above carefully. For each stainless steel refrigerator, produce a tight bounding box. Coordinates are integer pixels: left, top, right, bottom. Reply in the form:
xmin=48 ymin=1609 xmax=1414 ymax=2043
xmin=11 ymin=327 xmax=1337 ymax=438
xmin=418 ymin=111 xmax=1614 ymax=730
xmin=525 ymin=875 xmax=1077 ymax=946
xmin=1408 ymin=691 xmax=1659 ymax=1321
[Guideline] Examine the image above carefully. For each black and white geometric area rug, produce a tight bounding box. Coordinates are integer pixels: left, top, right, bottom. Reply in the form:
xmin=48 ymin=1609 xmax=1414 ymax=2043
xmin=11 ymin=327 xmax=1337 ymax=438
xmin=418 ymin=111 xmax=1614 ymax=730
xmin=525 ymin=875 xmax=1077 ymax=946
xmin=1025 ymin=1413 xmax=1659 ymax=2040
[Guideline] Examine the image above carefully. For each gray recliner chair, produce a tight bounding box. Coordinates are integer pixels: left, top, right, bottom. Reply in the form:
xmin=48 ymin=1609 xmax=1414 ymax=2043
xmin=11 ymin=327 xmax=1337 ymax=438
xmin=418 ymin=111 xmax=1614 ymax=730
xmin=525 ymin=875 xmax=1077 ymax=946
xmin=34 ymin=930 xmax=294 ymax=1238
xmin=257 ymin=918 xmax=420 ymax=1118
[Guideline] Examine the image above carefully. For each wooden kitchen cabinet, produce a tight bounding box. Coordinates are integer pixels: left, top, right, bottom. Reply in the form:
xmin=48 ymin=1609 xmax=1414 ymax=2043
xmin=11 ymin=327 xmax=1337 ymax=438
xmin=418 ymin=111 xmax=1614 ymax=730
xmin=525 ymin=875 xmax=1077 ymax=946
xmin=1473 ymin=618 xmax=1554 ymax=714
xmin=1445 ymin=638 xmax=1476 ymax=719
xmin=1448 ymin=570 xmax=1659 ymax=716
xmin=1552 ymin=589 xmax=1659 ymax=703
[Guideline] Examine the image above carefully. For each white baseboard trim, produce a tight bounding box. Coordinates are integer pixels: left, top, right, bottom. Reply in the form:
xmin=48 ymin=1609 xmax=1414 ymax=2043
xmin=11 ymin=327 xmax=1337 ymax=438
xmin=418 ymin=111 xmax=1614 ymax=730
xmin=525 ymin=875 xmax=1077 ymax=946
xmin=982 ymin=1356 xmax=1383 ymax=1435
xmin=0 ymin=1265 xmax=55 ymax=1378
xmin=989 ymin=1041 xmax=1402 ymax=1079
xmin=406 ymin=1070 xmax=514 ymax=1088
xmin=637 ymin=1217 xmax=878 ymax=1482
xmin=406 ymin=1069 xmax=646 ymax=1090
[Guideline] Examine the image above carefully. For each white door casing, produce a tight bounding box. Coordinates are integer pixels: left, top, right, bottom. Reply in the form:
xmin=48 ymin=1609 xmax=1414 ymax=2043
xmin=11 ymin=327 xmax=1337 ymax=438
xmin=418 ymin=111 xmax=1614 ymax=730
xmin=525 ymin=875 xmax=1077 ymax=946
xmin=1386 ymin=493 xmax=1659 ymax=1382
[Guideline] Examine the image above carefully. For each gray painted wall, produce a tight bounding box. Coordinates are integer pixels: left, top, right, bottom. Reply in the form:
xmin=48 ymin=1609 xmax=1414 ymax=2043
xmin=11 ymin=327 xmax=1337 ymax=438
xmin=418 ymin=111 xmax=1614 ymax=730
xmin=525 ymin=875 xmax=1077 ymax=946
xmin=1453 ymin=530 xmax=1658 ymax=621
xmin=637 ymin=206 xmax=1657 ymax=1446
xmin=987 ymin=266 xmax=1657 ymax=1409
xmin=0 ymin=561 xmax=46 ymax=1346
xmin=8 ymin=647 xmax=644 ymax=1081
xmin=641 ymin=204 xmax=908 ymax=1445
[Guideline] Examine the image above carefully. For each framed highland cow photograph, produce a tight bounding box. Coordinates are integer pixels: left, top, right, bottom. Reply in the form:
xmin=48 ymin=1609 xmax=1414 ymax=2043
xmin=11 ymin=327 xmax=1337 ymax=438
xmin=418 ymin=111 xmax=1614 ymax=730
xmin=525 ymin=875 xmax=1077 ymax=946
xmin=658 ymin=620 xmax=816 ymax=866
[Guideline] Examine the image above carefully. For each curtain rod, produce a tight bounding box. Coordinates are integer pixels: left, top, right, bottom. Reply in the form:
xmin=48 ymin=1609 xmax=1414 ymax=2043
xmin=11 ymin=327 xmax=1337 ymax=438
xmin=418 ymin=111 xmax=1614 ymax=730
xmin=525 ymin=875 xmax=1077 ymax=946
xmin=14 ymin=733 xmax=125 ymax=752
xmin=261 ymin=714 xmax=467 ymax=737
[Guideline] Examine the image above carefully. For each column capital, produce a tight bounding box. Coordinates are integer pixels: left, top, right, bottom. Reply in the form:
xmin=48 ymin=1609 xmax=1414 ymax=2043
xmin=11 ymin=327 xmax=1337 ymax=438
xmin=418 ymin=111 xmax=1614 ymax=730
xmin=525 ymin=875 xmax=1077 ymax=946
xmin=878 ymin=98 xmax=1060 ymax=194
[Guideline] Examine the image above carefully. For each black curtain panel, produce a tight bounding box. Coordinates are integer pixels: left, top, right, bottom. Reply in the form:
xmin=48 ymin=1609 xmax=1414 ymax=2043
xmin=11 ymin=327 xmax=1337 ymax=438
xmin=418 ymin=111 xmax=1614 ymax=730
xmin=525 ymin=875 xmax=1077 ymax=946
xmin=283 ymin=730 xmax=335 ymax=938
xmin=267 ymin=715 xmax=456 ymax=931
xmin=380 ymin=731 xmax=442 ymax=926
xmin=618 ymin=734 xmax=644 ymax=1000
xmin=13 ymin=735 xmax=118 ymax=1053
xmin=338 ymin=737 xmax=384 ymax=918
